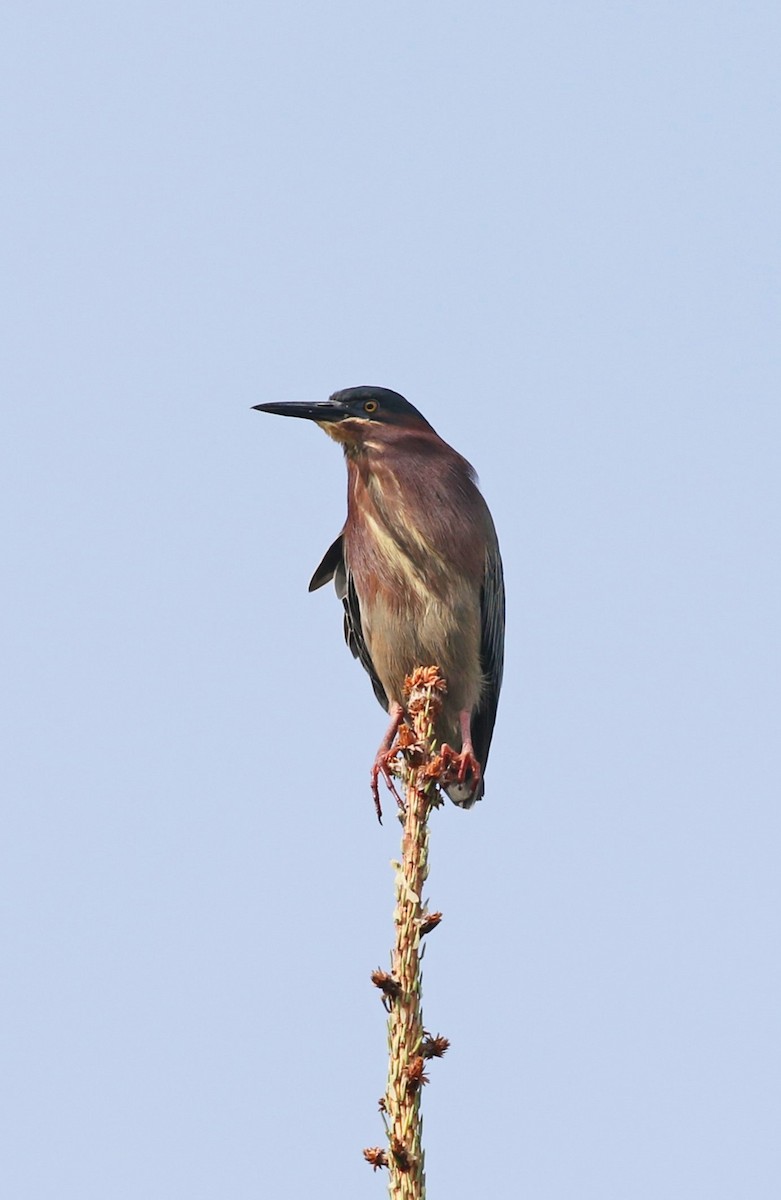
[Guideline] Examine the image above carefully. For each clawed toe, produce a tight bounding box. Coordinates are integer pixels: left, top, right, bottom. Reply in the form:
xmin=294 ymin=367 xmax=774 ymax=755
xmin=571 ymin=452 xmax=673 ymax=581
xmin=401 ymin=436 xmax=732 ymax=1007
xmin=439 ymin=743 xmax=482 ymax=787
xmin=370 ymin=749 xmax=405 ymax=821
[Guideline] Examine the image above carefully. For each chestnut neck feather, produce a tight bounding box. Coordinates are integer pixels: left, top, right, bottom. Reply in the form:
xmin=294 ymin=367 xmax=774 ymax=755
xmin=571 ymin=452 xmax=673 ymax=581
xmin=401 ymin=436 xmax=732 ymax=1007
xmin=341 ymin=423 xmax=490 ymax=589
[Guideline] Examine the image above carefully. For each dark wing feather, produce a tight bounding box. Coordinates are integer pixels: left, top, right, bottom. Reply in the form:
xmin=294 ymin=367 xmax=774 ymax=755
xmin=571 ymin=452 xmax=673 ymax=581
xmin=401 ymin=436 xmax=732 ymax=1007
xmin=309 ymin=534 xmax=389 ymax=712
xmin=309 ymin=535 xmax=345 ymax=593
xmin=471 ymin=541 xmax=505 ymax=781
xmin=343 ymin=574 xmax=389 ymax=711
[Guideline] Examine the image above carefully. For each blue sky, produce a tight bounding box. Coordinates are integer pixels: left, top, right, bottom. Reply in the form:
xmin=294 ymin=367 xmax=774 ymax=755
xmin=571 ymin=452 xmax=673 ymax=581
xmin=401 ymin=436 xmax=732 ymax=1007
xmin=3 ymin=3 xmax=779 ymax=1196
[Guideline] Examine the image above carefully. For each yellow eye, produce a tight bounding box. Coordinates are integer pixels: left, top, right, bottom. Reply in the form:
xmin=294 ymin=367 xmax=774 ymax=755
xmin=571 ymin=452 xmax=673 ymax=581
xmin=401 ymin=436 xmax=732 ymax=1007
xmin=364 ymin=399 xmax=378 ymax=413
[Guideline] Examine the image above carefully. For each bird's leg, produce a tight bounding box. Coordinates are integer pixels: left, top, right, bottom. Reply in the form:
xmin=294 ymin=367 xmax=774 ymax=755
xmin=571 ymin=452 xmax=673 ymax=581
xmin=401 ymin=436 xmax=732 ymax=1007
xmin=440 ymin=709 xmax=482 ymax=786
xmin=370 ymin=702 xmax=406 ymax=821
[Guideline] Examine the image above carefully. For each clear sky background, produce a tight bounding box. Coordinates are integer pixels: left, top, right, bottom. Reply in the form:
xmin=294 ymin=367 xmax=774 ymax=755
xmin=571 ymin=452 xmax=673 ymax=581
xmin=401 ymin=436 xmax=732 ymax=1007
xmin=2 ymin=3 xmax=779 ymax=1197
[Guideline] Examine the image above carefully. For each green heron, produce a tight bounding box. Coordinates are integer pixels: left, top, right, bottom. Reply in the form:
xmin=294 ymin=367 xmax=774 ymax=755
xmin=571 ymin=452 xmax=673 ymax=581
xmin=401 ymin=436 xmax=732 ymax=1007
xmin=254 ymin=386 xmax=504 ymax=817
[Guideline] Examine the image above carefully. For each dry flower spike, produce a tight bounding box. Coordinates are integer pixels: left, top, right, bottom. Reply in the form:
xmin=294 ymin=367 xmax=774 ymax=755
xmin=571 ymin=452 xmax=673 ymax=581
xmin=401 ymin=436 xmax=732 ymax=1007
xmin=375 ymin=667 xmax=448 ymax=1199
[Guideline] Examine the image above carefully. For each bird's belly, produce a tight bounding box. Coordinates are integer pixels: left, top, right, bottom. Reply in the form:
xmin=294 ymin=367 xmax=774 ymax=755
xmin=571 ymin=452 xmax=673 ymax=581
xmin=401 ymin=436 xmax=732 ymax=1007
xmin=363 ymin=584 xmax=483 ymax=724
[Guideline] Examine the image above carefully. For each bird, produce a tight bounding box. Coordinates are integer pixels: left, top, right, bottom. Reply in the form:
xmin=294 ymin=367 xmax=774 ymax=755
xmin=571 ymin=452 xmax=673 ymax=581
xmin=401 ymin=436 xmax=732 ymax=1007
xmin=253 ymin=385 xmax=504 ymax=816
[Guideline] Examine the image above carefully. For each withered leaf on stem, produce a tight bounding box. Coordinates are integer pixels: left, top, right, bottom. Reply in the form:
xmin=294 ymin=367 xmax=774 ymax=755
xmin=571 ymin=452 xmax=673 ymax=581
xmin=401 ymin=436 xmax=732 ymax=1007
xmin=395 ymin=723 xmax=418 ymax=750
xmin=405 ymin=1055 xmax=429 ymax=1093
xmin=419 ymin=910 xmax=443 ymax=935
xmin=421 ymin=1033 xmax=450 ymax=1059
xmin=363 ymin=1147 xmax=388 ymax=1171
xmin=370 ymin=968 xmax=401 ymax=998
xmin=390 ymin=1135 xmax=412 ymax=1171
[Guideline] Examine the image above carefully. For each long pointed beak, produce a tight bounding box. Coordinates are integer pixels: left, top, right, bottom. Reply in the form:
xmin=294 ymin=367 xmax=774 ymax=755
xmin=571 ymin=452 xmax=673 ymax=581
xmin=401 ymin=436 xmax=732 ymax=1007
xmin=252 ymin=400 xmax=344 ymax=422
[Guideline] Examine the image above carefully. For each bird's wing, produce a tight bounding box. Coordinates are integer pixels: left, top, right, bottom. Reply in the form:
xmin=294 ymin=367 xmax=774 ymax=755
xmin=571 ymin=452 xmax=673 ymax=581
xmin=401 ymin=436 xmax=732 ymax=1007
xmin=472 ymin=541 xmax=505 ymax=774
xmin=309 ymin=535 xmax=346 ymax=593
xmin=309 ymin=534 xmax=390 ymax=712
xmin=343 ymin=573 xmax=390 ymax=711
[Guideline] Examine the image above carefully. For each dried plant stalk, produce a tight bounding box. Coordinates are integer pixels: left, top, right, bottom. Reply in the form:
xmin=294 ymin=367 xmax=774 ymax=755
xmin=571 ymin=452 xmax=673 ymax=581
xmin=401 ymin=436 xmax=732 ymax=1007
xmin=381 ymin=666 xmax=447 ymax=1200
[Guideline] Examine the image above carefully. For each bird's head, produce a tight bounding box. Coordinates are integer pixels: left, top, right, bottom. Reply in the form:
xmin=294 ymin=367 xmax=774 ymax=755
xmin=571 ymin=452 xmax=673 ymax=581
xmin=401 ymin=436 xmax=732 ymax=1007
xmin=253 ymin=386 xmax=434 ymax=449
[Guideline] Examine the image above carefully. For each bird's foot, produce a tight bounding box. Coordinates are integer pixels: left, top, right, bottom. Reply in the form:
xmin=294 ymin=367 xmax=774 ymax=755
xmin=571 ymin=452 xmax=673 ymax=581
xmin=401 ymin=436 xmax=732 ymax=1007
xmin=439 ymin=742 xmax=482 ymax=790
xmin=370 ymin=749 xmax=405 ymax=821
xmin=370 ymin=703 xmax=407 ymax=822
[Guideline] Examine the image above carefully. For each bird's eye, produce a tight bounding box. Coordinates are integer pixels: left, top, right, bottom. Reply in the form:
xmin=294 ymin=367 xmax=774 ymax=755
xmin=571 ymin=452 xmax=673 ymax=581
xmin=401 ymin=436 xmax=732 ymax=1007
xmin=363 ymin=400 xmax=379 ymax=414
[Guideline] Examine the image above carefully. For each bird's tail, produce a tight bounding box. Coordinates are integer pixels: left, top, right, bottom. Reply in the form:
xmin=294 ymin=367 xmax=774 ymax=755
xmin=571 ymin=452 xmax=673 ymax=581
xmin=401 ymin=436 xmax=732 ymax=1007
xmin=445 ymin=775 xmax=484 ymax=808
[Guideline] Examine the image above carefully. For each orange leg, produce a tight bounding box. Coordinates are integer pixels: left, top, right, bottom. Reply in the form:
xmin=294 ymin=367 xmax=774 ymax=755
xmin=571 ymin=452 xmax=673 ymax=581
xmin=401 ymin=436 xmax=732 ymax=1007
xmin=440 ymin=709 xmax=482 ymax=788
xmin=370 ymin=702 xmax=405 ymax=821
